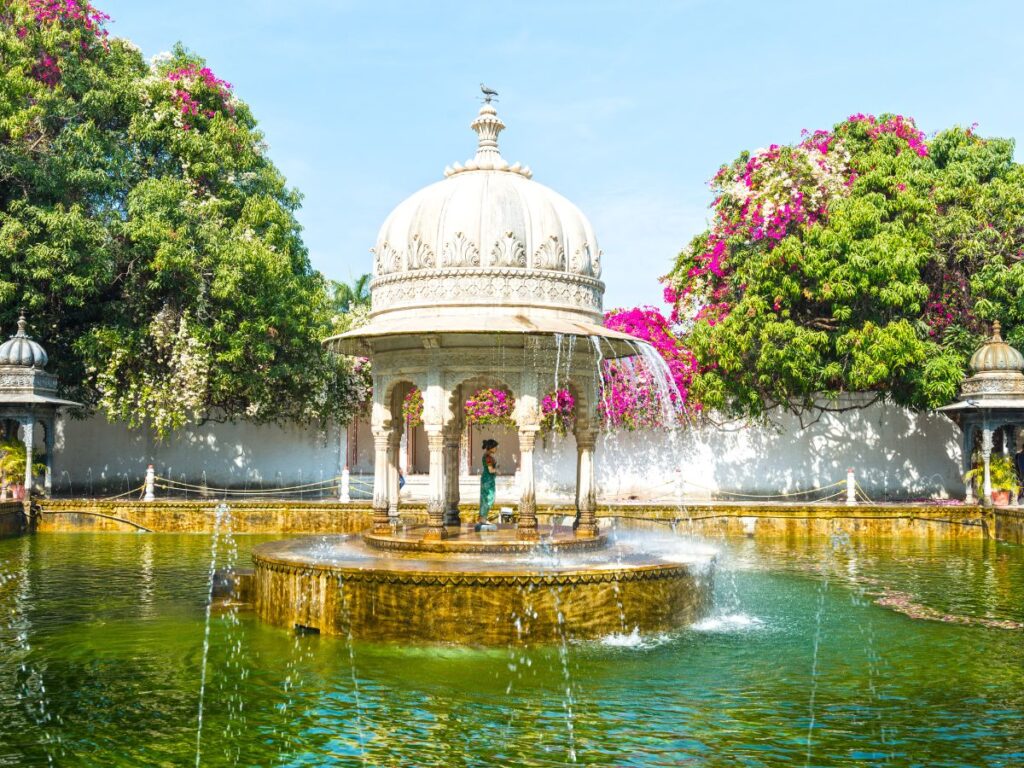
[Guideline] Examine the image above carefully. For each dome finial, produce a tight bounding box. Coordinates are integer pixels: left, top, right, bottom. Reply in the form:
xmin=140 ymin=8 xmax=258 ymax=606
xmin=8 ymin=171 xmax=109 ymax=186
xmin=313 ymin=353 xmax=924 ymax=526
xmin=443 ymin=95 xmax=532 ymax=179
xmin=471 ymin=101 xmax=505 ymax=163
xmin=15 ymin=310 xmax=26 ymax=337
xmin=992 ymin=320 xmax=1003 ymax=341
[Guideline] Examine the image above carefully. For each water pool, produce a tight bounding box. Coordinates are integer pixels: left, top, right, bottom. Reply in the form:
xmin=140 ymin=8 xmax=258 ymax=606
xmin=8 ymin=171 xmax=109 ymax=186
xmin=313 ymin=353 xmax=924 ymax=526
xmin=0 ymin=532 xmax=1021 ymax=766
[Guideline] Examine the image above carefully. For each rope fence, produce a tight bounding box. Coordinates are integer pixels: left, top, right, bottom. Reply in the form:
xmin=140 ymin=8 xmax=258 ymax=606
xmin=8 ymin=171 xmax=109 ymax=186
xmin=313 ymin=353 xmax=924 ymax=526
xmin=73 ymin=470 xmax=881 ymax=506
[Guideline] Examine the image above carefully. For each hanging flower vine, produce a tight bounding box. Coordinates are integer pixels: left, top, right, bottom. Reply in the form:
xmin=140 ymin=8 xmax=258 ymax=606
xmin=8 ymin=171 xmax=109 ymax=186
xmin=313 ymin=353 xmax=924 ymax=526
xmin=402 ymin=387 xmax=423 ymax=427
xmin=540 ymin=389 xmax=575 ymax=435
xmin=464 ymin=388 xmax=515 ymax=427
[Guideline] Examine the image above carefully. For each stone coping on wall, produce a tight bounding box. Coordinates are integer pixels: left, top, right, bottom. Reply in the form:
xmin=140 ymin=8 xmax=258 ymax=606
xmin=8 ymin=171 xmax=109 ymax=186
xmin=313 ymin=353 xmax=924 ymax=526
xmin=31 ymin=497 xmax=1002 ymax=540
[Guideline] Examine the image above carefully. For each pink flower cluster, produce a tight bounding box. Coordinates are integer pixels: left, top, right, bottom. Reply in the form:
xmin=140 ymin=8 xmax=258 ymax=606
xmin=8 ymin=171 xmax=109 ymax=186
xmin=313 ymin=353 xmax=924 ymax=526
xmin=28 ymin=0 xmax=110 ymax=41
xmin=668 ymin=133 xmax=849 ymax=324
xmin=540 ymin=389 xmax=575 ymax=435
xmin=17 ymin=0 xmax=111 ymax=87
xmin=598 ymin=362 xmax=667 ymax=430
xmin=402 ymin=387 xmax=423 ymax=427
xmin=464 ymin=388 xmax=515 ymax=427
xmin=849 ymin=113 xmax=929 ymax=157
xmin=923 ymin=272 xmax=973 ymax=338
xmin=664 ymin=113 xmax=932 ymax=329
xmin=166 ymin=64 xmax=234 ymax=130
xmin=600 ymin=307 xmax=699 ymax=427
xmin=30 ymin=52 xmax=61 ymax=86
xmin=541 ymin=388 xmax=574 ymax=415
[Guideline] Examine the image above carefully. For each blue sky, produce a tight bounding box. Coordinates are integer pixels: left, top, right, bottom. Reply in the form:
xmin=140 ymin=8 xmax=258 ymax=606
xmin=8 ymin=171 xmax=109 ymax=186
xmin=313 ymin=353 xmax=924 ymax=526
xmin=102 ymin=0 xmax=1024 ymax=310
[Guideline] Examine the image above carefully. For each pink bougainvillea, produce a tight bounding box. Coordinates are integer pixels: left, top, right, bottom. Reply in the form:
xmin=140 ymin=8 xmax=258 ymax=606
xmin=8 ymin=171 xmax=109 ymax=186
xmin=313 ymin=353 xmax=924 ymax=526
xmin=600 ymin=307 xmax=698 ymax=429
xmin=28 ymin=0 xmax=110 ymax=41
xmin=165 ymin=63 xmax=235 ymax=130
xmin=30 ymin=52 xmax=61 ymax=86
xmin=663 ymin=113 xmax=930 ymax=328
xmin=16 ymin=0 xmax=111 ymax=87
xmin=540 ymin=388 xmax=574 ymax=435
xmin=849 ymin=113 xmax=929 ymax=157
xmin=465 ymin=388 xmax=515 ymax=427
xmin=402 ymin=387 xmax=423 ymax=427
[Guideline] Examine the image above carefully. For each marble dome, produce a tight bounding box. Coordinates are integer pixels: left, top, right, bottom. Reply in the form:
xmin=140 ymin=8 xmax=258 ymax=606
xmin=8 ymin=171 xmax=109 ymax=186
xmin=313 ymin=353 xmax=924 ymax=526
xmin=366 ymin=102 xmax=606 ymax=329
xmin=0 ymin=315 xmax=48 ymax=369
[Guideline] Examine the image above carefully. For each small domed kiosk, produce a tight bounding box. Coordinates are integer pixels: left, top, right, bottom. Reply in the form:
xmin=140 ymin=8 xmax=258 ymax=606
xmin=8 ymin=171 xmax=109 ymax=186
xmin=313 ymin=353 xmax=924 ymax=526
xmin=325 ymin=100 xmax=640 ymax=542
xmin=0 ymin=314 xmax=80 ymax=501
xmin=939 ymin=321 xmax=1024 ymax=506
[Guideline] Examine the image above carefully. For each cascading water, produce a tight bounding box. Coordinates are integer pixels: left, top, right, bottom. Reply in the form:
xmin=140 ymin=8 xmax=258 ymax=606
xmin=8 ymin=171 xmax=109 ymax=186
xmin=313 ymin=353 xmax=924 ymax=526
xmin=195 ymin=501 xmax=235 ymax=767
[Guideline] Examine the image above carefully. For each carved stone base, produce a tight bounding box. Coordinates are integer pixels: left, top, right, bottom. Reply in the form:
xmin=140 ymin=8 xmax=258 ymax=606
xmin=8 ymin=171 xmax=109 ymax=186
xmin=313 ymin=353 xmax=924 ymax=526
xmin=516 ymin=527 xmax=540 ymax=541
xmin=372 ymin=507 xmax=391 ymax=534
xmin=363 ymin=525 xmax=606 ymax=554
xmin=576 ymin=505 xmax=598 ymax=538
xmin=517 ymin=499 xmax=537 ymax=537
xmin=421 ymin=526 xmax=448 ymax=541
xmin=424 ymin=500 xmax=447 ymax=540
xmin=253 ymin=535 xmax=715 ymax=644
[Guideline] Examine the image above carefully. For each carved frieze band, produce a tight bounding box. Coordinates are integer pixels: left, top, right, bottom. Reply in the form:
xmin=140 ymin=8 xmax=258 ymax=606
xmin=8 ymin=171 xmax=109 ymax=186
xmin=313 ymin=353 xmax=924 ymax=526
xmin=252 ymin=557 xmax=694 ymax=586
xmin=960 ymin=376 xmax=1024 ymax=396
xmin=369 ymin=268 xmax=604 ymax=314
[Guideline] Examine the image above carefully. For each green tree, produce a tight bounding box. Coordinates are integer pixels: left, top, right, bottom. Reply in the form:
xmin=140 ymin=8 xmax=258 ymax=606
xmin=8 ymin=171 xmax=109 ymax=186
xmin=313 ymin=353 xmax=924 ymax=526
xmin=0 ymin=1 xmax=367 ymax=435
xmin=330 ymin=274 xmax=371 ymax=314
xmin=664 ymin=114 xmax=1024 ymax=418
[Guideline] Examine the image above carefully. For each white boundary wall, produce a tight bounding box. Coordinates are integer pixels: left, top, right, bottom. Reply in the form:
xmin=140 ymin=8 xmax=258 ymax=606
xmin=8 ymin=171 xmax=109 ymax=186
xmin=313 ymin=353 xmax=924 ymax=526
xmin=536 ymin=396 xmax=964 ymax=501
xmin=50 ymin=395 xmax=965 ymax=500
xmin=51 ymin=416 xmax=344 ymax=496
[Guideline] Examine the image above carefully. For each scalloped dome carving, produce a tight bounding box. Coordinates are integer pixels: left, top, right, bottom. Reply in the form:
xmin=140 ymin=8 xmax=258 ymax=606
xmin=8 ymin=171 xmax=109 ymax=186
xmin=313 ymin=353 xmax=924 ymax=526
xmin=969 ymin=321 xmax=1024 ymax=373
xmin=367 ymin=102 xmax=605 ymax=326
xmin=0 ymin=315 xmax=48 ymax=368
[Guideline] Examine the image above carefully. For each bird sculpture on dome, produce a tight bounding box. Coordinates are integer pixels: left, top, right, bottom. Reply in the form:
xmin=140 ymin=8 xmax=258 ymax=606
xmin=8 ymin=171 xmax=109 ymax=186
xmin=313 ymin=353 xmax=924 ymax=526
xmin=479 ymin=83 xmax=498 ymax=103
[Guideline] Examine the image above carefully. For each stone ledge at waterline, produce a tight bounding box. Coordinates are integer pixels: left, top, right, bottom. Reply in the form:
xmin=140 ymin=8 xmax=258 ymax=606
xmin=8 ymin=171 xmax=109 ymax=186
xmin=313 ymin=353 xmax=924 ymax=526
xmin=31 ymin=498 xmax=1000 ymax=540
xmin=0 ymin=502 xmax=25 ymax=537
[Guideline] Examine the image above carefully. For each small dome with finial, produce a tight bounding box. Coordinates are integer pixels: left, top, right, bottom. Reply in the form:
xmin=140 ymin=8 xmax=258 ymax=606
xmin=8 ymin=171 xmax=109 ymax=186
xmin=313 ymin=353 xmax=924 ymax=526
xmin=0 ymin=314 xmax=49 ymax=368
xmin=969 ymin=321 xmax=1024 ymax=374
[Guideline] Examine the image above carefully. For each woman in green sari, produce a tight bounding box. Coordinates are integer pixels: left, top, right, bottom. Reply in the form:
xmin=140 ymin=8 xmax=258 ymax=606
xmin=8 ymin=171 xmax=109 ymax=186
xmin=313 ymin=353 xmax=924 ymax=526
xmin=476 ymin=439 xmax=498 ymax=531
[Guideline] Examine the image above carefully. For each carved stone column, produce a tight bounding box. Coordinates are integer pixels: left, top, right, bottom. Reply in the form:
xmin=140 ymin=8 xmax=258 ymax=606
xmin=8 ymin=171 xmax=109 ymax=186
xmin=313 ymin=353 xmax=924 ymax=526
xmin=517 ymin=427 xmax=539 ymax=539
xmin=371 ymin=428 xmax=391 ymax=533
xmin=423 ymin=429 xmax=447 ymax=540
xmin=43 ymin=418 xmax=53 ymax=498
xmin=981 ymin=426 xmax=994 ymax=508
xmin=1008 ymin=426 xmax=1019 ymax=505
xmin=21 ymin=417 xmax=34 ymax=498
xmin=443 ymin=427 xmax=461 ymax=526
xmin=387 ymin=428 xmax=402 ymax=518
xmin=575 ymin=429 xmax=598 ymax=537
xmin=963 ymin=426 xmax=975 ymax=505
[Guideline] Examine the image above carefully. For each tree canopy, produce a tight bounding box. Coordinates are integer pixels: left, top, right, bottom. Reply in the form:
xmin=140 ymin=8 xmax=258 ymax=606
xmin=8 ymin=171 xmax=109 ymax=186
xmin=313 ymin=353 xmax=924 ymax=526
xmin=0 ymin=0 xmax=368 ymax=435
xmin=662 ymin=114 xmax=1024 ymax=419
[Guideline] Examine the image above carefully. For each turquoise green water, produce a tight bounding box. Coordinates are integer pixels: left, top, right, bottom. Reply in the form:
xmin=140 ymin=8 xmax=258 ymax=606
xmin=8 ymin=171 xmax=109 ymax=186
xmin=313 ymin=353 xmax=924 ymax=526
xmin=1 ymin=532 xmax=1022 ymax=767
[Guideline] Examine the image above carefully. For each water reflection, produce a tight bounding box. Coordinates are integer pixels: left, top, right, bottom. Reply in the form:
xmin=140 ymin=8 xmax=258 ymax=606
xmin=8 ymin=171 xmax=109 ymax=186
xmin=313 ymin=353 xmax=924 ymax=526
xmin=0 ymin=532 xmax=1021 ymax=766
